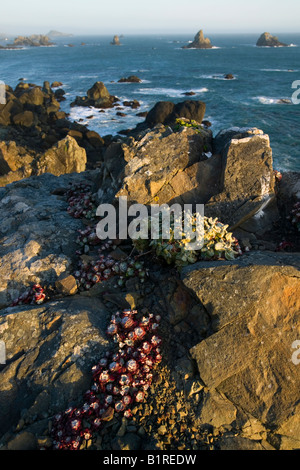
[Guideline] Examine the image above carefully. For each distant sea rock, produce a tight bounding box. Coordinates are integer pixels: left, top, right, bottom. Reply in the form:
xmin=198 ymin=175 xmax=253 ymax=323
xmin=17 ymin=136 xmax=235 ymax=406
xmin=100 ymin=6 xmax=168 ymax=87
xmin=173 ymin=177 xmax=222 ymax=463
xmin=182 ymin=30 xmax=213 ymax=49
xmin=47 ymin=30 xmax=73 ymax=37
xmin=10 ymin=35 xmax=54 ymax=47
xmin=224 ymin=74 xmax=234 ymax=80
xmin=111 ymin=35 xmax=121 ymax=46
xmin=118 ymin=75 xmax=142 ymax=83
xmin=256 ymin=32 xmax=288 ymax=47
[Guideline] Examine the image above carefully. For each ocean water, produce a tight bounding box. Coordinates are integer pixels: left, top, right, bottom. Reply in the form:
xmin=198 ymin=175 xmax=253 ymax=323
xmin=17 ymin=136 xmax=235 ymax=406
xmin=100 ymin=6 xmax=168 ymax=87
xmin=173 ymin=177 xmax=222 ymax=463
xmin=1 ymin=33 xmax=300 ymax=171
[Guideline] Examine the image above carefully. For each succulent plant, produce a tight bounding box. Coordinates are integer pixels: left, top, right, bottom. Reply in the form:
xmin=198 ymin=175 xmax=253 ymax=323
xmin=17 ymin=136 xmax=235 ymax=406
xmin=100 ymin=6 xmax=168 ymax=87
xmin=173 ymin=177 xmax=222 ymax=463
xmin=174 ymin=117 xmax=203 ymax=134
xmin=50 ymin=309 xmax=162 ymax=450
xmin=133 ymin=213 xmax=242 ymax=268
xmin=73 ymin=252 xmax=148 ymax=291
xmin=66 ymin=183 xmax=97 ymax=220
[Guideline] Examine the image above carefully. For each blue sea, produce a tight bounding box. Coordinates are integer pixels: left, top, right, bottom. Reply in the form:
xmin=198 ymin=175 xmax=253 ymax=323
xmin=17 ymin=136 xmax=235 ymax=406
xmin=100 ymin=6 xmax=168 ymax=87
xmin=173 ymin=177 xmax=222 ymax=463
xmin=1 ymin=33 xmax=300 ymax=171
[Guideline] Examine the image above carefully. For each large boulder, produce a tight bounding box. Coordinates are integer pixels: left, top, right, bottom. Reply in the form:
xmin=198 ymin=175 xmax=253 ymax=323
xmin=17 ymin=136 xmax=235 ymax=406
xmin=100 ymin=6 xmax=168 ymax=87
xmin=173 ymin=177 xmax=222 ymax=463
xmin=36 ymin=135 xmax=87 ymax=176
xmin=181 ymin=251 xmax=300 ymax=449
xmin=0 ymin=296 xmax=109 ymax=438
xmin=0 ymin=136 xmax=87 ymax=187
xmin=98 ymin=124 xmax=213 ymax=206
xmin=145 ymin=100 xmax=206 ymax=128
xmin=17 ymin=86 xmax=45 ymax=107
xmin=205 ymin=127 xmax=276 ymax=229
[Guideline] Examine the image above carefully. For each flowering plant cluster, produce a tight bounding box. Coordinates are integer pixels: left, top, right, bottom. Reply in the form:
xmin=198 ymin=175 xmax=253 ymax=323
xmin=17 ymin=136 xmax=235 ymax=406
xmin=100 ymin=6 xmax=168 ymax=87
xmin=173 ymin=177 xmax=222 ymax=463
xmin=11 ymin=284 xmax=46 ymax=306
xmin=50 ymin=309 xmax=162 ymax=450
xmin=134 ymin=213 xmax=242 ymax=268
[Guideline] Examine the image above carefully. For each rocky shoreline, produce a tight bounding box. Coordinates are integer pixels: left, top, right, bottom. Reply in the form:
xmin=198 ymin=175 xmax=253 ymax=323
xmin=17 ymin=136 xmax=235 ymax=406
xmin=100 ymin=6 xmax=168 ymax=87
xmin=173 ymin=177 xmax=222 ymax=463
xmin=0 ymin=80 xmax=299 ymax=451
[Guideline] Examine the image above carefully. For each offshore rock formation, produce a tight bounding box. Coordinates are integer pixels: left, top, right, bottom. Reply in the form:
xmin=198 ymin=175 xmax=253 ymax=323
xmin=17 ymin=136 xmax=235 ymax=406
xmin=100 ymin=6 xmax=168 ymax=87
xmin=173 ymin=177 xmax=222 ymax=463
xmin=256 ymin=32 xmax=288 ymax=47
xmin=71 ymin=81 xmax=118 ymax=109
xmin=118 ymin=75 xmax=142 ymax=83
xmin=11 ymin=35 xmax=54 ymax=47
xmin=182 ymin=30 xmax=213 ymax=49
xmin=47 ymin=30 xmax=73 ymax=37
xmin=111 ymin=35 xmax=121 ymax=45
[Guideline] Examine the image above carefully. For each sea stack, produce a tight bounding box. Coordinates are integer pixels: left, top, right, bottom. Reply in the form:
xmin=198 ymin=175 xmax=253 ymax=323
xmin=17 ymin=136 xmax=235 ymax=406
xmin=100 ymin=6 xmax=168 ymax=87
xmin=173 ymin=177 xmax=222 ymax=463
xmin=111 ymin=35 xmax=121 ymax=45
xmin=256 ymin=32 xmax=288 ymax=47
xmin=182 ymin=30 xmax=213 ymax=49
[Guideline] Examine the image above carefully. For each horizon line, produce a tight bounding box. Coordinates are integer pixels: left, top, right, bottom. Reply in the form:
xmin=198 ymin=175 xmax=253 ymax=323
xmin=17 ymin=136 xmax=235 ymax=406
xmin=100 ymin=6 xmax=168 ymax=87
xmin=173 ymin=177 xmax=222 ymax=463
xmin=1 ymin=31 xmax=300 ymax=37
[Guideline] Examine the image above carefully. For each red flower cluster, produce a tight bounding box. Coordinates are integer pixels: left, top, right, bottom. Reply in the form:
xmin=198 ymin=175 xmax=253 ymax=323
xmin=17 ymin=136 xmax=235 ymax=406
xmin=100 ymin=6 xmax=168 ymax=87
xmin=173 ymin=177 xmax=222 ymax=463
xmin=50 ymin=309 xmax=162 ymax=450
xmin=11 ymin=284 xmax=46 ymax=306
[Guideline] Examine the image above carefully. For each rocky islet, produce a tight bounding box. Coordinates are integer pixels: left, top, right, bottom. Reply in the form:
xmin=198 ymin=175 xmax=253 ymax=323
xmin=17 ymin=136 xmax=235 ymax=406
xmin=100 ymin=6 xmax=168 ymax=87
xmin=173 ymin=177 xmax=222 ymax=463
xmin=256 ymin=32 xmax=289 ymax=47
xmin=182 ymin=30 xmax=213 ymax=49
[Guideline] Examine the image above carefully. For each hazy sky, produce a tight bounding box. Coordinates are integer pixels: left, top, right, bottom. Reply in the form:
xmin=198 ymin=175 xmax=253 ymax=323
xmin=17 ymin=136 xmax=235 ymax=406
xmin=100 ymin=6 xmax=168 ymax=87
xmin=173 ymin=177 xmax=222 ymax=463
xmin=1 ymin=0 xmax=300 ymax=35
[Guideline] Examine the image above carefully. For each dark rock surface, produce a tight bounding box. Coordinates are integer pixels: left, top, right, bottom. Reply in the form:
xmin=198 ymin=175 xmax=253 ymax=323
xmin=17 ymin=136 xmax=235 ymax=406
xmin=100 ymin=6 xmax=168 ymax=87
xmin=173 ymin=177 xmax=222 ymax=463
xmin=145 ymin=100 xmax=206 ymax=128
